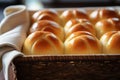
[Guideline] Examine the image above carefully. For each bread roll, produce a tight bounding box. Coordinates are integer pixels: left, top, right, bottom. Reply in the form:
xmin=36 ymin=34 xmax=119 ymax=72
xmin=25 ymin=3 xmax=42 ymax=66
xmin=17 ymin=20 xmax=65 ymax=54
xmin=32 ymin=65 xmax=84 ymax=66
xmin=61 ymin=9 xmax=89 ymax=25
xmin=100 ymin=31 xmax=120 ymax=54
xmin=64 ymin=31 xmax=101 ymax=54
xmin=32 ymin=9 xmax=61 ymax=24
xmin=95 ymin=18 xmax=120 ymax=38
xmin=89 ymin=8 xmax=120 ymax=24
xmin=65 ymin=19 xmax=96 ymax=38
xmin=23 ymin=31 xmax=64 ymax=55
xmin=30 ymin=20 xmax=64 ymax=41
xmin=64 ymin=18 xmax=90 ymax=32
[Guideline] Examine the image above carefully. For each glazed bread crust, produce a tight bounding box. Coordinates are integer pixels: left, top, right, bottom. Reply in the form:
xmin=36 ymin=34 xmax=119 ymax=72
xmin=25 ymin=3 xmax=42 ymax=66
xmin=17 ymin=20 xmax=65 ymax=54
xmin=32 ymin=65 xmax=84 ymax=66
xmin=30 ymin=20 xmax=64 ymax=41
xmin=89 ymin=8 xmax=120 ymax=24
xmin=95 ymin=18 xmax=120 ymax=38
xmin=65 ymin=31 xmax=101 ymax=54
xmin=100 ymin=31 xmax=120 ymax=54
xmin=23 ymin=31 xmax=64 ymax=55
xmin=32 ymin=9 xmax=61 ymax=24
xmin=61 ymin=9 xmax=88 ymax=25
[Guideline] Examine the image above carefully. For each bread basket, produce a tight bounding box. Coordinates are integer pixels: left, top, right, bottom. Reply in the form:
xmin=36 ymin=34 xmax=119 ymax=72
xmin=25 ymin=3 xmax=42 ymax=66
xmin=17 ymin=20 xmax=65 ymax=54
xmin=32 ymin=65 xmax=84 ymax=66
xmin=6 ymin=6 xmax=120 ymax=80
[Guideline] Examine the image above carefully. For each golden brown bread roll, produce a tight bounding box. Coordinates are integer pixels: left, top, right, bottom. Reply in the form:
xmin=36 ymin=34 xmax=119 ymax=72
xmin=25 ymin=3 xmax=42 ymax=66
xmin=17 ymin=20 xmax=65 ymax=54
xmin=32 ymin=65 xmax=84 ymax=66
xmin=95 ymin=18 xmax=120 ymax=38
xmin=64 ymin=31 xmax=101 ymax=54
xmin=64 ymin=19 xmax=96 ymax=38
xmin=30 ymin=20 xmax=64 ymax=41
xmin=89 ymin=8 xmax=120 ymax=24
xmin=100 ymin=31 xmax=120 ymax=54
xmin=64 ymin=18 xmax=91 ymax=31
xmin=61 ymin=9 xmax=89 ymax=25
xmin=32 ymin=9 xmax=61 ymax=25
xmin=23 ymin=31 xmax=64 ymax=55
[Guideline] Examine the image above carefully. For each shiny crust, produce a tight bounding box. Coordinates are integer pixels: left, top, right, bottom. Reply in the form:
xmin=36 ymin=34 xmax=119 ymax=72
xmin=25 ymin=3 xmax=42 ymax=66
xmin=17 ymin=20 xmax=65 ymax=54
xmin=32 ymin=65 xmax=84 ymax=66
xmin=95 ymin=18 xmax=120 ymax=38
xmin=65 ymin=31 xmax=101 ymax=54
xmin=64 ymin=19 xmax=96 ymax=38
xmin=89 ymin=8 xmax=120 ymax=24
xmin=64 ymin=19 xmax=91 ymax=32
xmin=23 ymin=31 xmax=64 ymax=55
xmin=32 ymin=9 xmax=61 ymax=24
xmin=30 ymin=20 xmax=64 ymax=41
xmin=100 ymin=31 xmax=120 ymax=54
xmin=61 ymin=9 xmax=89 ymax=25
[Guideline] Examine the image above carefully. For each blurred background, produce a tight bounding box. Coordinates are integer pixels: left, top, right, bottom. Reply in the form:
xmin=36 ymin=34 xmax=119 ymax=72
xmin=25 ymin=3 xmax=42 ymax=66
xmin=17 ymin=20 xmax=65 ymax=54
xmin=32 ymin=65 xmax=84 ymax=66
xmin=0 ymin=0 xmax=120 ymax=21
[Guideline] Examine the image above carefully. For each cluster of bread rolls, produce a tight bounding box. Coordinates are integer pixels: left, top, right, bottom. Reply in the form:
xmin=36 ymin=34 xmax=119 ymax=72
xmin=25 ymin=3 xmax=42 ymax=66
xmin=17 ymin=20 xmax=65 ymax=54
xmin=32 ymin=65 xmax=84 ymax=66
xmin=23 ymin=9 xmax=64 ymax=55
xmin=90 ymin=8 xmax=120 ymax=54
xmin=23 ymin=8 xmax=120 ymax=55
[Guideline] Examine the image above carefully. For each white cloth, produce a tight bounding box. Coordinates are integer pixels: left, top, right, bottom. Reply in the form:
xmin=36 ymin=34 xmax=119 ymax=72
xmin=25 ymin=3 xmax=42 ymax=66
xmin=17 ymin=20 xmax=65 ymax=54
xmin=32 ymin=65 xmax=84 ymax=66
xmin=0 ymin=5 xmax=30 ymax=80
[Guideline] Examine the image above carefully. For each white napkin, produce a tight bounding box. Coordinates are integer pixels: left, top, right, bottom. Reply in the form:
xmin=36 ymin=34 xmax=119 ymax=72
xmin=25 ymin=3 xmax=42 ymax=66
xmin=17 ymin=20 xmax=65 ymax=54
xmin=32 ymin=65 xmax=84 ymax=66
xmin=0 ymin=5 xmax=30 ymax=80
